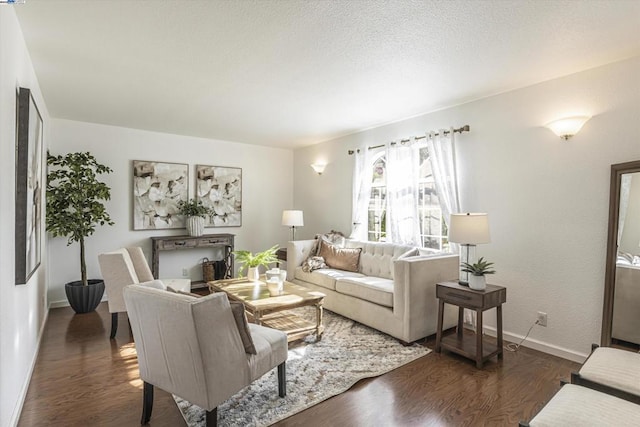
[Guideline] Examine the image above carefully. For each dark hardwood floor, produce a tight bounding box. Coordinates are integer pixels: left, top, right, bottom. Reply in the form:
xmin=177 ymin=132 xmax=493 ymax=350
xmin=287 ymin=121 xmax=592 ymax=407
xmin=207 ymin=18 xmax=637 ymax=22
xmin=19 ymin=302 xmax=579 ymax=426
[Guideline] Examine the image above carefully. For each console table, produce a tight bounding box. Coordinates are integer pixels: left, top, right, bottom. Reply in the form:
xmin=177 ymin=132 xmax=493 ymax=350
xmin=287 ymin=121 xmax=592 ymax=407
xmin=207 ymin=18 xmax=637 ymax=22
xmin=150 ymin=234 xmax=234 ymax=289
xmin=435 ymin=281 xmax=506 ymax=368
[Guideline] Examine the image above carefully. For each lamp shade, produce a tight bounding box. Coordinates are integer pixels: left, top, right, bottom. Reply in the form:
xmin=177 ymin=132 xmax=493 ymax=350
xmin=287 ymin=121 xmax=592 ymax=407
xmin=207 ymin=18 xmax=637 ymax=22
xmin=545 ymin=116 xmax=590 ymax=140
xmin=310 ymin=163 xmax=326 ymax=175
xmin=282 ymin=210 xmax=304 ymax=227
xmin=449 ymin=213 xmax=491 ymax=244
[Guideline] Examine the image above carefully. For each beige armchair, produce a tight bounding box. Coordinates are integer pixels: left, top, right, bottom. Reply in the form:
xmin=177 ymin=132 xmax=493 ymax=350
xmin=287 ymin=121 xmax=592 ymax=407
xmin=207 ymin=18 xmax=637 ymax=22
xmin=98 ymin=247 xmax=190 ymax=339
xmin=123 ymin=285 xmax=288 ymax=426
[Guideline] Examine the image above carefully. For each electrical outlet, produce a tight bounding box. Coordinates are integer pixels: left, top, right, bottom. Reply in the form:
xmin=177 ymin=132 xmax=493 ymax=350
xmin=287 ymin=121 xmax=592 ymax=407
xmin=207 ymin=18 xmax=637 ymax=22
xmin=182 ymin=268 xmax=189 ymax=277
xmin=537 ymin=311 xmax=547 ymax=327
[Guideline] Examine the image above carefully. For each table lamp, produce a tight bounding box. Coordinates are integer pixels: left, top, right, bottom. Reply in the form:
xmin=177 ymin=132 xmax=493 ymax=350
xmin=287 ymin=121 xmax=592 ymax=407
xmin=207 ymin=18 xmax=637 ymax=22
xmin=448 ymin=213 xmax=491 ymax=285
xmin=282 ymin=210 xmax=304 ymax=241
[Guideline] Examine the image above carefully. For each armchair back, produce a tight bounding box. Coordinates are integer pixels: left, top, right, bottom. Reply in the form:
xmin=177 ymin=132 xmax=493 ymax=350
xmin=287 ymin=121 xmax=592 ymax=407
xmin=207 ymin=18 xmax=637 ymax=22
xmin=124 ymin=285 xmax=248 ymax=410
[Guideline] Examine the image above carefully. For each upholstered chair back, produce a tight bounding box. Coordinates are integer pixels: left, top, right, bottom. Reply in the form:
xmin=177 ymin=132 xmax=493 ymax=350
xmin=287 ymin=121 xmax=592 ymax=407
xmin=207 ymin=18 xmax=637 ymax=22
xmin=98 ymin=247 xmax=154 ymax=313
xmin=124 ymin=285 xmax=250 ymax=410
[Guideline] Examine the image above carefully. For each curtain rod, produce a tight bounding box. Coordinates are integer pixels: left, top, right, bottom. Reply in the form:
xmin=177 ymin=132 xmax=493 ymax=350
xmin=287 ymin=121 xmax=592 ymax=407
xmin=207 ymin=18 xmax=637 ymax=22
xmin=347 ymin=124 xmax=470 ymax=155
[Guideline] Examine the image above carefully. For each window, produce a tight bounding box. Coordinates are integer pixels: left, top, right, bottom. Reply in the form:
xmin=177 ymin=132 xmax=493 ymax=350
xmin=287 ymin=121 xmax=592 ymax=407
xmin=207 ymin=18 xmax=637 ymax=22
xmin=417 ymin=148 xmax=449 ymax=251
xmin=367 ymin=147 xmax=449 ymax=251
xmin=367 ymin=154 xmax=386 ymax=242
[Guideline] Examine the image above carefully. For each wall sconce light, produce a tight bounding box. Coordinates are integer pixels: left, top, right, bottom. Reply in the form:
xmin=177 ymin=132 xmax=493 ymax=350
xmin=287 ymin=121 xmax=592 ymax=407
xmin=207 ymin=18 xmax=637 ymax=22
xmin=310 ymin=163 xmax=326 ymax=175
xmin=545 ymin=116 xmax=591 ymax=140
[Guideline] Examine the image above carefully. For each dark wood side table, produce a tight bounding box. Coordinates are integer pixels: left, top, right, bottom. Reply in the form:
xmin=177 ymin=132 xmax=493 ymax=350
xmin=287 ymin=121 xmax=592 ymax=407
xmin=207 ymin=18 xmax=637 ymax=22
xmin=150 ymin=234 xmax=234 ymax=290
xmin=435 ymin=281 xmax=506 ymax=368
xmin=276 ymin=248 xmax=287 ymax=261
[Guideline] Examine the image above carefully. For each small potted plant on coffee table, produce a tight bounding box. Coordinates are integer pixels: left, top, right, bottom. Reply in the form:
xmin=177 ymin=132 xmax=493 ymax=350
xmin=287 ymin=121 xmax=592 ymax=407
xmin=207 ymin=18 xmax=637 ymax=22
xmin=233 ymin=245 xmax=279 ymax=281
xmin=178 ymin=198 xmax=214 ymax=237
xmin=461 ymin=257 xmax=496 ymax=290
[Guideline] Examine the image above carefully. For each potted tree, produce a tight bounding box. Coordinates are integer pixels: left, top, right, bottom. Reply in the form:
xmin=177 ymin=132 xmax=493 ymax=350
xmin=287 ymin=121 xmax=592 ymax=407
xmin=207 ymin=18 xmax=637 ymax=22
xmin=177 ymin=198 xmax=213 ymax=237
xmin=461 ymin=257 xmax=496 ymax=290
xmin=46 ymin=152 xmax=114 ymax=313
xmin=233 ymin=245 xmax=279 ymax=281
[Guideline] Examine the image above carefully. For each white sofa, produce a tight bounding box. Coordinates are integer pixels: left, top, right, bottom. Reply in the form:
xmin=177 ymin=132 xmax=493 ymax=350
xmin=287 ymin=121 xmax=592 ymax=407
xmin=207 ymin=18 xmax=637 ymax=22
xmin=287 ymin=239 xmax=458 ymax=343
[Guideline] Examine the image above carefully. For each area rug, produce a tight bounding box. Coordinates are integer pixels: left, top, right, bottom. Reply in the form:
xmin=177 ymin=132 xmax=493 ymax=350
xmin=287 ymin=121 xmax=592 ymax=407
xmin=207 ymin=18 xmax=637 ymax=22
xmin=173 ymin=309 xmax=430 ymax=426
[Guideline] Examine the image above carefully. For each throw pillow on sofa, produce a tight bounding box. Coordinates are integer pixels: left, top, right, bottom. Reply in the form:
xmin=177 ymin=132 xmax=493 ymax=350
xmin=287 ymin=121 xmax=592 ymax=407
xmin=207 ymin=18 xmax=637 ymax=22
xmin=318 ymin=239 xmax=362 ymax=272
xmin=301 ymin=256 xmax=328 ymax=273
xmin=308 ymin=230 xmax=347 ymax=258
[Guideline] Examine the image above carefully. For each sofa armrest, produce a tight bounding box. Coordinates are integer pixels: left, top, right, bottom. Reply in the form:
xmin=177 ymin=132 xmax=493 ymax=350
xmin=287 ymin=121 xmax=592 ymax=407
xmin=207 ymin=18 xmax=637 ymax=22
xmin=393 ymin=254 xmax=459 ymax=338
xmin=286 ymin=240 xmax=316 ymax=281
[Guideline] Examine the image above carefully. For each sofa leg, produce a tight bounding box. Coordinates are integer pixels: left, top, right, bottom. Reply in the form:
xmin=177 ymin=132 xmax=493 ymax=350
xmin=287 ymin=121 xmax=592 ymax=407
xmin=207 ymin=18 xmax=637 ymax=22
xmin=205 ymin=408 xmax=217 ymax=427
xmin=277 ymin=362 xmax=286 ymax=397
xmin=141 ymin=382 xmax=153 ymax=424
xmin=110 ymin=313 xmax=118 ymax=339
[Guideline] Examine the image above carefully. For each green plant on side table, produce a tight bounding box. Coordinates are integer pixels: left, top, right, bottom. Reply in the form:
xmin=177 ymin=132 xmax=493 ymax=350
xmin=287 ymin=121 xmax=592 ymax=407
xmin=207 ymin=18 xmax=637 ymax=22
xmin=46 ymin=151 xmax=114 ymax=313
xmin=177 ymin=198 xmax=213 ymax=237
xmin=233 ymin=245 xmax=279 ymax=281
xmin=461 ymin=257 xmax=496 ymax=291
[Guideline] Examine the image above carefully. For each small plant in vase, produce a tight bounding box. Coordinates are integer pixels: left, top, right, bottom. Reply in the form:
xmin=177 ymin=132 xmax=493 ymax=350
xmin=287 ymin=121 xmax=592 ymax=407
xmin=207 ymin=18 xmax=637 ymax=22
xmin=461 ymin=257 xmax=496 ymax=290
xmin=233 ymin=245 xmax=279 ymax=281
xmin=177 ymin=198 xmax=213 ymax=237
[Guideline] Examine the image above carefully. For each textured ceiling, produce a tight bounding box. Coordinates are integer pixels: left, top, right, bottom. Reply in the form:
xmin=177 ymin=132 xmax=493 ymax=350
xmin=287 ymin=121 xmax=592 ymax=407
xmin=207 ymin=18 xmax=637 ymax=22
xmin=14 ymin=0 xmax=640 ymax=148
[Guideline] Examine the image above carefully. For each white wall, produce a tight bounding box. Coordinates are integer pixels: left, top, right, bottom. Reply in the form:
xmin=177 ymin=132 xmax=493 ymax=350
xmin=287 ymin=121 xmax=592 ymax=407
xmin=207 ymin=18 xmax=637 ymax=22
xmin=293 ymin=56 xmax=640 ymax=362
xmin=0 ymin=8 xmax=50 ymax=427
xmin=48 ymin=119 xmax=294 ymax=305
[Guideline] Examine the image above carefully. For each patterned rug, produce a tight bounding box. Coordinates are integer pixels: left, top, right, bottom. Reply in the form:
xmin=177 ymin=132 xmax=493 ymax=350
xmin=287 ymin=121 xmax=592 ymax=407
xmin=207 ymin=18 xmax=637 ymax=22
xmin=174 ymin=309 xmax=430 ymax=426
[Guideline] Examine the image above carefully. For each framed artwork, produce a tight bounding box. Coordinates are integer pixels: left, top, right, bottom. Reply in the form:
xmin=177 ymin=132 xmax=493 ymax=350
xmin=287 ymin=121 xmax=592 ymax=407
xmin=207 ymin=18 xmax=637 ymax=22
xmin=196 ymin=165 xmax=242 ymax=227
xmin=15 ymin=87 xmax=44 ymax=285
xmin=133 ymin=160 xmax=188 ymax=230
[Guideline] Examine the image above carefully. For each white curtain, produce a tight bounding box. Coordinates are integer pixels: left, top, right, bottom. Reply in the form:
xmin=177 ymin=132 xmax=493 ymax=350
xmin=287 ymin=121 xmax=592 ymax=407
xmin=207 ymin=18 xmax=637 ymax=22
xmin=350 ymin=148 xmax=372 ymax=241
xmin=426 ymin=128 xmax=461 ymax=252
xmin=386 ymin=141 xmax=421 ymax=245
xmin=426 ymin=128 xmax=473 ymax=324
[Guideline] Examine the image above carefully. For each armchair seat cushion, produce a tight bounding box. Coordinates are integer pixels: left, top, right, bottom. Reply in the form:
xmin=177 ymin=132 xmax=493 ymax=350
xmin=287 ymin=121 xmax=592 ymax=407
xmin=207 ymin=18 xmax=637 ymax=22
xmin=527 ymin=384 xmax=640 ymax=426
xmin=578 ymin=347 xmax=640 ymax=397
xmin=247 ymin=324 xmax=288 ymax=381
xmin=294 ymin=267 xmax=365 ymax=291
xmin=335 ymin=276 xmax=394 ymax=307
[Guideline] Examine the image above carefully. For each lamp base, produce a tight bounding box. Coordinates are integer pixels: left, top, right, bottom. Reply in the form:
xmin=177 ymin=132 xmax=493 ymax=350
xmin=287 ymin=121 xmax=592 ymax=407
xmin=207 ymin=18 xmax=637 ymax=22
xmin=457 ymin=280 xmax=469 ymax=286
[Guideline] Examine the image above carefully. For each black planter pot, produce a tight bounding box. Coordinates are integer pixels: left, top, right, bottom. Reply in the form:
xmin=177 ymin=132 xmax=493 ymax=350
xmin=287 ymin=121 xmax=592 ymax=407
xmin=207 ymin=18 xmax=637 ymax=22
xmin=65 ymin=280 xmax=105 ymax=314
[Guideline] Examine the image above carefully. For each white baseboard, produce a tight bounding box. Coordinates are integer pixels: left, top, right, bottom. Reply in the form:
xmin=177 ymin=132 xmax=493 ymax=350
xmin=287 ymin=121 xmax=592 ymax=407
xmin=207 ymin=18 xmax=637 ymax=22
xmin=483 ymin=325 xmax=589 ymax=364
xmin=10 ymin=307 xmax=50 ymax=427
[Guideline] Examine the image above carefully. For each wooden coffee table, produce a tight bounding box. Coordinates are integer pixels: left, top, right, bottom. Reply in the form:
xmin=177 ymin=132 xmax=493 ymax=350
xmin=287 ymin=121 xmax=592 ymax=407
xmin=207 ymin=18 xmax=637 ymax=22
xmin=209 ymin=277 xmax=325 ymax=342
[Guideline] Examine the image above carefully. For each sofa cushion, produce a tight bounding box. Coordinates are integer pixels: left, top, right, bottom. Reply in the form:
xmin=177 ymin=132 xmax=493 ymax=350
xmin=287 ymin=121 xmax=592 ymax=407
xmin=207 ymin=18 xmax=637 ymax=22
xmin=335 ymin=276 xmax=394 ymax=307
xmin=295 ymin=267 xmax=365 ymax=291
xmin=319 ymin=240 xmax=362 ymax=272
xmin=346 ymin=241 xmax=415 ymax=280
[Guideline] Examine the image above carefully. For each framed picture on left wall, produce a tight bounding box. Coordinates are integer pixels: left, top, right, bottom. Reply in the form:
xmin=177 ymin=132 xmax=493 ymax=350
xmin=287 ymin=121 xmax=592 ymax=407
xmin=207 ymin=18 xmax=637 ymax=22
xmin=15 ymin=87 xmax=44 ymax=285
xmin=132 ymin=160 xmax=188 ymax=230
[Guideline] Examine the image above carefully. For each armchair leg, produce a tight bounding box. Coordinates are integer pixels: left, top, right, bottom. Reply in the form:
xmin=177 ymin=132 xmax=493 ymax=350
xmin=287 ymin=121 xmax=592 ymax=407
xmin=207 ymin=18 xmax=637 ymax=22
xmin=277 ymin=362 xmax=286 ymax=397
xmin=205 ymin=408 xmax=217 ymax=427
xmin=141 ymin=382 xmax=153 ymax=424
xmin=110 ymin=313 xmax=118 ymax=339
